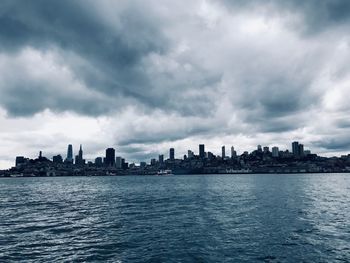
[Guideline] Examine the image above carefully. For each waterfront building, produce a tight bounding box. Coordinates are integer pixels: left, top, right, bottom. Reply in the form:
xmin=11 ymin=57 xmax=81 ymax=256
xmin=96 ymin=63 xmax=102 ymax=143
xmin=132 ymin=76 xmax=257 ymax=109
xmin=199 ymin=144 xmax=205 ymax=159
xmin=105 ymin=148 xmax=115 ymax=166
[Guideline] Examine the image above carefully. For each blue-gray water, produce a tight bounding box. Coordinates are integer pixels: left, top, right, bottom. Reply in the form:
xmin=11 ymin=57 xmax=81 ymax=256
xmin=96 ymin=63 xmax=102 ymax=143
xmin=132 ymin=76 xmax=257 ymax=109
xmin=0 ymin=174 xmax=350 ymax=262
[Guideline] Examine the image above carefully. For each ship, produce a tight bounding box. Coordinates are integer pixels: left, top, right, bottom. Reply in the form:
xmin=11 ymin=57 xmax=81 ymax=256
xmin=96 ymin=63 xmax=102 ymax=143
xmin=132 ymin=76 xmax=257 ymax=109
xmin=156 ymin=169 xmax=173 ymax=176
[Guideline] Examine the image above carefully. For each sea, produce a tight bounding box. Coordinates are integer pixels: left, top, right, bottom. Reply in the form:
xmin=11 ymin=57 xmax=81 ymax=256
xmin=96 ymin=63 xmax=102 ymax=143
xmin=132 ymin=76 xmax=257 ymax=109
xmin=0 ymin=174 xmax=349 ymax=262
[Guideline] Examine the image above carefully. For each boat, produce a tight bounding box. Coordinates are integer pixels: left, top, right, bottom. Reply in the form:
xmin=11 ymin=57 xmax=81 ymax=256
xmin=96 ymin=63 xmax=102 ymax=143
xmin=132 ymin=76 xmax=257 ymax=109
xmin=156 ymin=169 xmax=173 ymax=176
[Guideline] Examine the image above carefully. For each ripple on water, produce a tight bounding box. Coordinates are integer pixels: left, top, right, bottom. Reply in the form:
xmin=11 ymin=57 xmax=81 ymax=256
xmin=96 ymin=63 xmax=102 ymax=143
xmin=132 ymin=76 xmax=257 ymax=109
xmin=0 ymin=174 xmax=350 ymax=262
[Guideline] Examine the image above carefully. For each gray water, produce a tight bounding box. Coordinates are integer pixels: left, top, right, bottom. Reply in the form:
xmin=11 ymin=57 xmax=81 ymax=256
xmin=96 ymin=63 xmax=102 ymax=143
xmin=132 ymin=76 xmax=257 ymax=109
xmin=0 ymin=174 xmax=349 ymax=262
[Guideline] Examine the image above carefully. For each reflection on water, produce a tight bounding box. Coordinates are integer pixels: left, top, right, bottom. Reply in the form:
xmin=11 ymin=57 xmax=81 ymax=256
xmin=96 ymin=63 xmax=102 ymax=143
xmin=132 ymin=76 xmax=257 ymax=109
xmin=0 ymin=174 xmax=349 ymax=262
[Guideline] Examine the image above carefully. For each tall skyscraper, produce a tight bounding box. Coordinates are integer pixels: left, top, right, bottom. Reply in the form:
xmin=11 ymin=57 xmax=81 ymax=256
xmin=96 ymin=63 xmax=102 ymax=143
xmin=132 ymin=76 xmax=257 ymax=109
xmin=66 ymin=144 xmax=73 ymax=163
xmin=263 ymin=146 xmax=269 ymax=153
xmin=188 ymin=150 xmax=194 ymax=158
xmin=169 ymin=148 xmax=175 ymax=161
xmin=257 ymin=145 xmax=262 ymax=152
xmin=298 ymin=144 xmax=304 ymax=157
xmin=222 ymin=146 xmax=225 ymax=159
xmin=231 ymin=146 xmax=237 ymax=158
xmin=199 ymin=144 xmax=205 ymax=159
xmin=105 ymin=148 xmax=115 ymax=166
xmin=272 ymin=147 xmax=279 ymax=157
xmin=95 ymin=157 xmax=103 ymax=167
xmin=75 ymin=144 xmax=85 ymax=165
xmin=116 ymin=156 xmax=122 ymax=168
xmin=292 ymin=141 xmax=299 ymax=157
xmin=79 ymin=144 xmax=83 ymax=160
xmin=159 ymin=154 xmax=164 ymax=164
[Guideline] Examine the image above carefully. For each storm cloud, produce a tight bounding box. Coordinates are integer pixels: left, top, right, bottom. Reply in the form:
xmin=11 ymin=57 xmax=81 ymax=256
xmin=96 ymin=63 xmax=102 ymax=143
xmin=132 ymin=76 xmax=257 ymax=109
xmin=0 ymin=0 xmax=350 ymax=167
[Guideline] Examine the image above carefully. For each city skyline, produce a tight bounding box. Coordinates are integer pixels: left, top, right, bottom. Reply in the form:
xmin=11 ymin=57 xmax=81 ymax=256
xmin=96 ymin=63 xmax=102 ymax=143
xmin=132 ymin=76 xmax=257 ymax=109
xmin=1 ymin=1 xmax=350 ymax=169
xmin=13 ymin=141 xmax=315 ymax=168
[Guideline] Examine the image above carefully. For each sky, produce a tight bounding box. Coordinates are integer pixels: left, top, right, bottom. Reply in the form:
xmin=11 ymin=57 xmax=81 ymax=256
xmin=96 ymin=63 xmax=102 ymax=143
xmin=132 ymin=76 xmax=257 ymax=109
xmin=1 ymin=0 xmax=350 ymax=168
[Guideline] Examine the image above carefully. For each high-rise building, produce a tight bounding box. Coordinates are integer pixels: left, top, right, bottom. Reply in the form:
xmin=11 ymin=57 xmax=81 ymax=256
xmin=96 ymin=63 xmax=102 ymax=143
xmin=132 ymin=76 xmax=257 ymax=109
xmin=207 ymin=151 xmax=214 ymax=160
xmin=66 ymin=144 xmax=73 ymax=163
xmin=199 ymin=144 xmax=205 ymax=159
xmin=231 ymin=146 xmax=237 ymax=158
xmin=105 ymin=148 xmax=115 ymax=166
xmin=169 ymin=148 xmax=175 ymax=161
xmin=53 ymin=155 xmax=63 ymax=163
xmin=222 ymin=146 xmax=225 ymax=159
xmin=75 ymin=145 xmax=85 ymax=165
xmin=15 ymin=156 xmax=26 ymax=167
xmin=272 ymin=147 xmax=279 ymax=157
xmin=257 ymin=145 xmax=262 ymax=152
xmin=151 ymin=158 xmax=156 ymax=166
xmin=292 ymin=141 xmax=299 ymax=156
xmin=116 ymin=157 xmax=122 ymax=168
xmin=188 ymin=150 xmax=194 ymax=158
xmin=159 ymin=154 xmax=164 ymax=164
xmin=95 ymin=157 xmax=103 ymax=167
xmin=263 ymin=146 xmax=269 ymax=154
xmin=299 ymin=144 xmax=304 ymax=157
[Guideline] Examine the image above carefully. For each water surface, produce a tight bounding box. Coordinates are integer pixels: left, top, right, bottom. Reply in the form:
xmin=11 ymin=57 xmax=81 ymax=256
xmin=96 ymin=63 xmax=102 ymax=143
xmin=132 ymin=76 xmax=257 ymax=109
xmin=0 ymin=174 xmax=350 ymax=262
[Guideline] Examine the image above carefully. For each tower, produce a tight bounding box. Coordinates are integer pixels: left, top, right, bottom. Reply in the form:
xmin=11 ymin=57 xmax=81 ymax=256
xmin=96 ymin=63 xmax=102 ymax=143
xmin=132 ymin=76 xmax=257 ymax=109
xmin=169 ymin=148 xmax=175 ymax=161
xmin=66 ymin=144 xmax=73 ymax=163
xmin=105 ymin=148 xmax=116 ymax=166
xmin=199 ymin=144 xmax=205 ymax=159
xmin=222 ymin=146 xmax=225 ymax=159
xmin=292 ymin=141 xmax=299 ymax=157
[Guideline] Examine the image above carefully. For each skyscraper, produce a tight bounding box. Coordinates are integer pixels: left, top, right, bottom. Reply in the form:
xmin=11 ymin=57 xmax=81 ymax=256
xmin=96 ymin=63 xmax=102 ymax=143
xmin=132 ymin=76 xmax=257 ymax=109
xmin=263 ymin=146 xmax=269 ymax=153
xmin=272 ymin=147 xmax=279 ymax=157
xmin=298 ymin=144 xmax=304 ymax=157
xmin=169 ymin=148 xmax=175 ymax=161
xmin=222 ymin=146 xmax=225 ymax=159
xmin=199 ymin=144 xmax=205 ymax=159
xmin=66 ymin=144 xmax=73 ymax=163
xmin=231 ymin=146 xmax=237 ymax=158
xmin=75 ymin=144 xmax=85 ymax=165
xmin=105 ymin=148 xmax=115 ymax=166
xmin=116 ymin=156 xmax=122 ymax=168
xmin=292 ymin=141 xmax=299 ymax=157
xmin=159 ymin=154 xmax=164 ymax=164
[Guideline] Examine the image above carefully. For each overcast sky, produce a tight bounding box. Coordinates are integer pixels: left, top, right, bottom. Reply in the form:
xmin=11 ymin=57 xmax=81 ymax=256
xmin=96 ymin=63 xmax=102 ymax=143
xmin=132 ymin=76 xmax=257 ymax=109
xmin=1 ymin=0 xmax=350 ymax=168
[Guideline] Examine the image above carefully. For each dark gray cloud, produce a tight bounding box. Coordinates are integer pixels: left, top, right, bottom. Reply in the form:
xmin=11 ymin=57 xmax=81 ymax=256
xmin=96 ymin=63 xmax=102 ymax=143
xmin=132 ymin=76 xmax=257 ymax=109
xmin=0 ymin=0 xmax=350 ymax=165
xmin=0 ymin=0 xmax=172 ymax=116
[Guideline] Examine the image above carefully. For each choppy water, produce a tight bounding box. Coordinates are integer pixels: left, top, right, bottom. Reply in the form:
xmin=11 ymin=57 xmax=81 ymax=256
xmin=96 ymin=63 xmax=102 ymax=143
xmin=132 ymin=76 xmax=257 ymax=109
xmin=0 ymin=174 xmax=350 ymax=262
